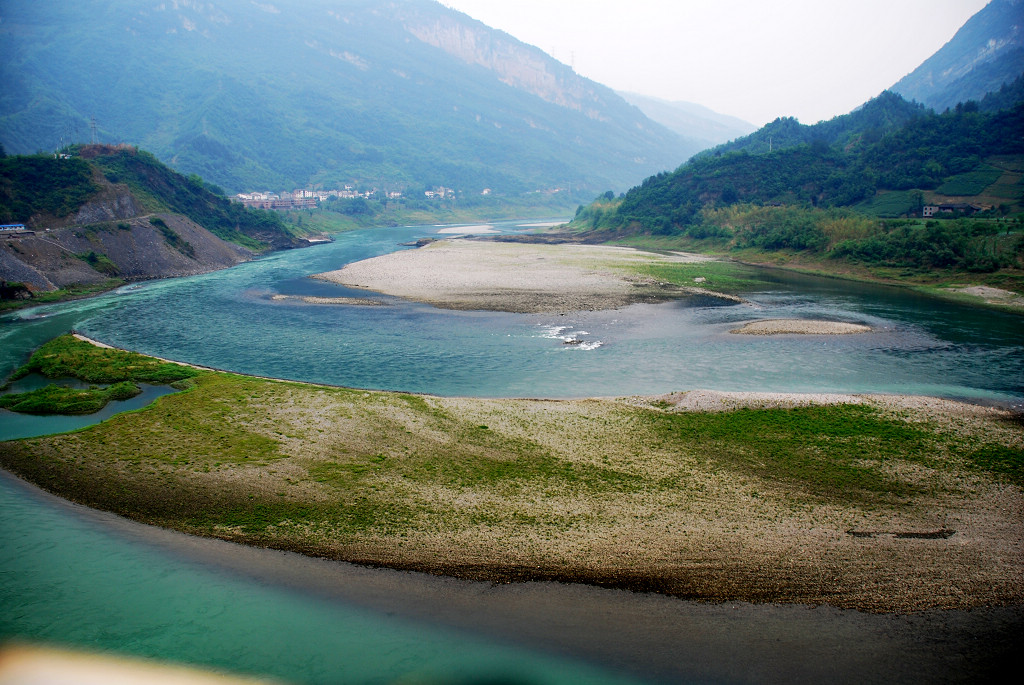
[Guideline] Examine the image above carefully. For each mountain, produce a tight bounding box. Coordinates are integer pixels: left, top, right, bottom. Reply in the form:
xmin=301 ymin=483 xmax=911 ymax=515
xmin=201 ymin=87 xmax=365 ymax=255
xmin=0 ymin=144 xmax=305 ymax=294
xmin=892 ymin=0 xmax=1024 ymax=112
xmin=0 ymin=0 xmax=689 ymax=197
xmin=565 ymin=97 xmax=1024 ymax=277
xmin=577 ymin=93 xmax=1022 ymax=231
xmin=560 ymin=1 xmax=1024 ymax=281
xmin=697 ymin=91 xmax=927 ymax=158
xmin=616 ymin=93 xmax=756 ymax=158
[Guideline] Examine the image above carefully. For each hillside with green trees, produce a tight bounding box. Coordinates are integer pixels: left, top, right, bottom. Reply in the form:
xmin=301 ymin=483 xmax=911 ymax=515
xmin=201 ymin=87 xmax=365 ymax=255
xmin=0 ymin=145 xmax=297 ymax=249
xmin=599 ymin=95 xmax=1023 ymax=222
xmin=566 ymin=92 xmax=1024 ymax=298
xmin=696 ymin=91 xmax=929 ymax=159
xmin=0 ymin=0 xmax=689 ymax=198
xmin=1 ymin=145 xmax=308 ymax=304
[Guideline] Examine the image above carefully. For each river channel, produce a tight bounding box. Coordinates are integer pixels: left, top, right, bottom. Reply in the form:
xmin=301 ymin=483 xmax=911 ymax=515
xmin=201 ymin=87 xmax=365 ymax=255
xmin=2 ymin=221 xmax=1022 ymax=406
xmin=1 ymin=220 xmax=1022 ymax=683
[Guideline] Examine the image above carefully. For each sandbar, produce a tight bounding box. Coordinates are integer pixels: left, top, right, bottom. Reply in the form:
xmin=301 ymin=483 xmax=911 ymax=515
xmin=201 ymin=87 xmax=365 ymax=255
xmin=730 ymin=318 xmax=872 ymax=335
xmin=314 ymin=239 xmax=731 ymax=313
xmin=4 ymin=336 xmax=1022 ymax=614
xmin=270 ymin=294 xmax=385 ymax=306
xmin=948 ymin=284 xmax=1024 ymax=309
xmin=435 ymin=224 xmax=498 ymax=234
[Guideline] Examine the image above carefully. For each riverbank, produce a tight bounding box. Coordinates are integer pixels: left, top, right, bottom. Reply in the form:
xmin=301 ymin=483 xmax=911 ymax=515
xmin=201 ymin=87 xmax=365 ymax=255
xmin=314 ymin=239 xmax=738 ymax=313
xmin=589 ymin=233 xmax=1024 ymax=315
xmin=0 ymin=233 xmax=331 ymax=314
xmin=735 ymin=255 xmax=1024 ymax=315
xmin=3 ymin=468 xmax=1019 ymax=685
xmin=1 ymin=336 xmax=1021 ymax=613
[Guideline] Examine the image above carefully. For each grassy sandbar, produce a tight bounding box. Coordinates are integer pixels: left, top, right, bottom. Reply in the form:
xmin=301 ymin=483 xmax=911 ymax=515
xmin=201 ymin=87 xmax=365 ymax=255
xmin=1 ymin=339 xmax=1022 ymax=612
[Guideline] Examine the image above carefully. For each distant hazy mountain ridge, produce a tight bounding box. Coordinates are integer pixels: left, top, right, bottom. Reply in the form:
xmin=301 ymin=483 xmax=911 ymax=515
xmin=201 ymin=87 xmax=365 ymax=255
xmin=0 ymin=0 xmax=691 ymax=196
xmin=892 ymin=0 xmax=1024 ymax=111
xmin=618 ymin=93 xmax=757 ymax=157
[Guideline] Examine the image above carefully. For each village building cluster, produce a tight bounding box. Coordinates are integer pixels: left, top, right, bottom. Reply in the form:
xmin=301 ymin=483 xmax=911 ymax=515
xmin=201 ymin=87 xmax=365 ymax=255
xmin=921 ymin=203 xmax=985 ymax=217
xmin=235 ymin=185 xmax=503 ymax=210
xmin=423 ymin=186 xmax=455 ymax=199
xmin=235 ymin=186 xmax=405 ymax=210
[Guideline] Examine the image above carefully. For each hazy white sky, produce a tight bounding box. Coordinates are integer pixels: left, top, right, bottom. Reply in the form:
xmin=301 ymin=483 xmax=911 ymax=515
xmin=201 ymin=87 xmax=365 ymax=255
xmin=442 ymin=0 xmax=991 ymax=126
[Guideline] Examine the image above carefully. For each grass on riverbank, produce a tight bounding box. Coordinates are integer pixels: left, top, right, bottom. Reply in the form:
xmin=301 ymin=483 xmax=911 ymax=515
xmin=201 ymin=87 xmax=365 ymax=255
xmin=620 ymin=259 xmax=768 ymax=294
xmin=1 ymin=338 xmax=1022 ymax=611
xmin=603 ymin=234 xmax=1024 ymax=313
xmin=0 ymin=334 xmax=202 ymax=415
xmin=7 ymin=334 xmax=202 ymax=385
xmin=0 ymin=280 xmax=125 ymax=313
xmin=0 ymin=381 xmax=141 ymax=415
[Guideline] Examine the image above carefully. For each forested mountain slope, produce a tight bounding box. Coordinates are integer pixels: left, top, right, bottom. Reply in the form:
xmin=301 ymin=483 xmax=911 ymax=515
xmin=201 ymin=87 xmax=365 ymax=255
xmin=695 ymin=91 xmax=928 ymax=158
xmin=0 ymin=0 xmax=689 ymax=196
xmin=605 ymin=94 xmax=1023 ymax=224
xmin=892 ymin=0 xmax=1024 ymax=112
xmin=567 ymin=94 xmax=1024 ymax=279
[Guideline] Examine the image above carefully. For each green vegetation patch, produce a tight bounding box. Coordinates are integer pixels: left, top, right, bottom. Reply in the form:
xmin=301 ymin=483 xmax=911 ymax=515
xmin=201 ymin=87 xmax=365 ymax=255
xmin=10 ymin=334 xmax=201 ymax=385
xmin=966 ymin=443 xmax=1024 ymax=486
xmin=66 ymin=373 xmax=282 ymax=466
xmin=406 ymin=442 xmax=644 ymax=495
xmin=649 ymin=404 xmax=939 ymax=500
xmin=75 ymin=250 xmax=120 ymax=276
xmin=625 ymin=259 xmax=767 ymax=293
xmin=0 ymin=380 xmax=140 ymax=414
xmin=0 ymin=155 xmax=99 ymax=222
xmin=149 ymin=217 xmax=196 ymax=258
xmin=310 ymin=396 xmax=649 ymax=496
xmin=936 ymin=164 xmax=1004 ymax=197
xmin=856 ymin=190 xmax=925 ymax=218
xmin=186 ymin=496 xmax=419 ymax=538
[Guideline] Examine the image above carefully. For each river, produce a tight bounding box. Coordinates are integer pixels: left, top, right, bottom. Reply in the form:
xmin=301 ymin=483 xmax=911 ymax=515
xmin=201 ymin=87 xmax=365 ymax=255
xmin=2 ymin=221 xmax=1022 ymax=404
xmin=1 ymin=220 xmax=1022 ymax=683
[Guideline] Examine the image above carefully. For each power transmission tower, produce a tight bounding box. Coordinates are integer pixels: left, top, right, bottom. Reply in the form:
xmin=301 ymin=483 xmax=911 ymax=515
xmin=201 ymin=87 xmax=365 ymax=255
xmin=89 ymin=118 xmax=98 ymax=144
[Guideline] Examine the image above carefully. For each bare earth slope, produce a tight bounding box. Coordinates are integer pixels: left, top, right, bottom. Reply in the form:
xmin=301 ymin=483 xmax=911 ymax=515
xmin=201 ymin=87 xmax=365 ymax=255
xmin=1 ymin=213 xmax=252 ymax=291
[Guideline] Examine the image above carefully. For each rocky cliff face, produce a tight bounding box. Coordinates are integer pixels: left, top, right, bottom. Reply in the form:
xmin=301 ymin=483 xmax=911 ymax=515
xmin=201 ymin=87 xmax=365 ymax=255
xmin=404 ymin=15 xmax=606 ymax=120
xmin=71 ymin=184 xmax=142 ymax=225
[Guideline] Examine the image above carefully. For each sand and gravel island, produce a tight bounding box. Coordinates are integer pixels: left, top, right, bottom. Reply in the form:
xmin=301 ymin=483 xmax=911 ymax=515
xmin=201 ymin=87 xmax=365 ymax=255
xmin=314 ymin=240 xmax=876 ymax=340
xmin=314 ymin=238 xmax=738 ymax=313
xmin=730 ymin=319 xmax=873 ymax=335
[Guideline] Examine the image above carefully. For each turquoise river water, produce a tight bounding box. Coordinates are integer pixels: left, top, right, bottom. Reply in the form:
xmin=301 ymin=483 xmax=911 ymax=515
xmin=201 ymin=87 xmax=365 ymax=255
xmin=1 ymin=219 xmax=1022 ymax=683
